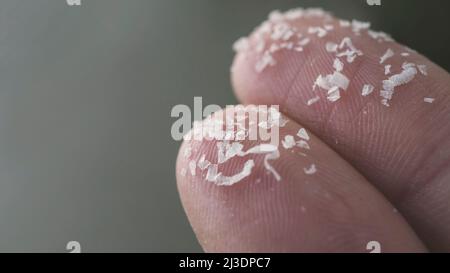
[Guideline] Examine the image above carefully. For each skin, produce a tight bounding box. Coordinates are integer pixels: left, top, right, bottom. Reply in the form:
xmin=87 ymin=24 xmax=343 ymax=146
xmin=176 ymin=12 xmax=450 ymax=252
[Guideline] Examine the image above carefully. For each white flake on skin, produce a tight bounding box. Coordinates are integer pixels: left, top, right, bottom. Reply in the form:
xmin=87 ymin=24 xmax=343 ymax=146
xmin=361 ymin=84 xmax=374 ymax=96
xmin=304 ymin=164 xmax=317 ymax=175
xmin=336 ymin=37 xmax=363 ymax=63
xmin=385 ymin=65 xmax=392 ymax=75
xmin=264 ymin=150 xmax=281 ymax=181
xmin=333 ymin=58 xmax=344 ymax=72
xmin=380 ymin=65 xmax=418 ymax=106
xmin=297 ymin=128 xmax=310 ymax=141
xmin=326 ymin=42 xmax=338 ymax=53
xmin=197 ymin=154 xmax=211 ymax=170
xmin=297 ymin=140 xmax=311 ymax=150
xmin=180 ymin=168 xmax=187 ymax=177
xmin=380 ymin=48 xmax=394 ymax=64
xmin=417 ymin=65 xmax=428 ymax=76
xmin=233 ymin=37 xmax=250 ymax=53
xmin=424 ymin=97 xmax=435 ymax=104
xmin=308 ymin=26 xmax=328 ymax=38
xmin=189 ymin=160 xmax=197 ymax=176
xmin=206 ymin=160 xmax=255 ymax=186
xmin=255 ymin=51 xmax=276 ymax=73
xmin=282 ymin=135 xmax=296 ymax=149
xmin=183 ymin=146 xmax=192 ymax=158
xmin=307 ymin=96 xmax=320 ymax=106
xmin=351 ymin=20 xmax=371 ymax=34
xmin=327 ymin=86 xmax=341 ymax=102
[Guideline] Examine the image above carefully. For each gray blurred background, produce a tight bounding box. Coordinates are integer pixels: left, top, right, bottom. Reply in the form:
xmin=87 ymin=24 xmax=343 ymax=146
xmin=0 ymin=0 xmax=448 ymax=252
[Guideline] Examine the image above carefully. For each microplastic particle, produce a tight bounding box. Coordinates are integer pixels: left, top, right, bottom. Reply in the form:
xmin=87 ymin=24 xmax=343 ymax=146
xmin=206 ymin=160 xmax=255 ymax=186
xmin=232 ymin=37 xmax=250 ymax=53
xmin=424 ymin=97 xmax=435 ymax=103
xmin=307 ymin=96 xmax=321 ymax=106
xmin=385 ymin=65 xmax=392 ymax=75
xmin=304 ymin=164 xmax=317 ymax=175
xmin=417 ymin=65 xmax=428 ymax=76
xmin=282 ymin=135 xmax=296 ymax=149
xmin=264 ymin=150 xmax=281 ymax=181
xmin=189 ymin=160 xmax=197 ymax=176
xmin=297 ymin=140 xmax=311 ymax=150
xmin=380 ymin=48 xmax=394 ymax=64
xmin=361 ymin=84 xmax=374 ymax=96
xmin=297 ymin=128 xmax=310 ymax=141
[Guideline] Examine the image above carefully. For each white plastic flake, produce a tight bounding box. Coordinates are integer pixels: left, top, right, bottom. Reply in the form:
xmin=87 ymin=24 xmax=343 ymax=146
xmin=424 ymin=97 xmax=435 ymax=104
xmin=361 ymin=84 xmax=374 ymax=96
xmin=380 ymin=48 xmax=394 ymax=64
xmin=197 ymin=154 xmax=211 ymax=170
xmin=297 ymin=140 xmax=311 ymax=150
xmin=307 ymin=96 xmax=320 ymax=106
xmin=282 ymin=135 xmax=296 ymax=149
xmin=417 ymin=65 xmax=428 ymax=76
xmin=304 ymin=164 xmax=317 ymax=175
xmin=264 ymin=150 xmax=281 ymax=181
xmin=327 ymin=86 xmax=341 ymax=102
xmin=189 ymin=160 xmax=197 ymax=176
xmin=206 ymin=160 xmax=255 ymax=186
xmin=385 ymin=65 xmax=392 ymax=75
xmin=380 ymin=65 xmax=418 ymax=106
xmin=297 ymin=128 xmax=310 ymax=141
xmin=233 ymin=37 xmax=250 ymax=53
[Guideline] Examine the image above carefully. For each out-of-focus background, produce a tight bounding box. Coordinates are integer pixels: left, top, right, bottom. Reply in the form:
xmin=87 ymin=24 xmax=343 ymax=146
xmin=0 ymin=0 xmax=448 ymax=252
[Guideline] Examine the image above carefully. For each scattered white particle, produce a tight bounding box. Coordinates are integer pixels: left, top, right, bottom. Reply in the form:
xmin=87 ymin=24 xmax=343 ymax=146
xmin=333 ymin=58 xmax=344 ymax=72
xmin=417 ymin=65 xmax=428 ymax=76
xmin=233 ymin=37 xmax=250 ymax=53
xmin=402 ymin=62 xmax=415 ymax=69
xmin=368 ymin=31 xmax=393 ymax=42
xmin=380 ymin=48 xmax=394 ymax=64
xmin=385 ymin=64 xmax=392 ymax=75
xmin=324 ymin=24 xmax=334 ymax=31
xmin=308 ymin=26 xmax=327 ymax=38
xmin=387 ymin=66 xmax=418 ymax=87
xmin=424 ymin=97 xmax=435 ymax=104
xmin=206 ymin=160 xmax=255 ymax=186
xmin=180 ymin=168 xmax=187 ymax=177
xmin=189 ymin=160 xmax=197 ymax=176
xmin=401 ymin=52 xmax=410 ymax=57
xmin=183 ymin=146 xmax=192 ymax=158
xmin=326 ymin=42 xmax=338 ymax=52
xmin=327 ymin=86 xmax=341 ymax=102
xmin=337 ymin=37 xmax=363 ymax=63
xmin=304 ymin=164 xmax=317 ymax=175
xmin=361 ymin=84 xmax=375 ymax=96
xmin=282 ymin=135 xmax=296 ymax=149
xmin=314 ymin=71 xmax=350 ymax=91
xmin=297 ymin=128 xmax=310 ymax=141
xmin=255 ymin=51 xmax=276 ymax=73
xmin=298 ymin=37 xmax=311 ymax=46
xmin=351 ymin=20 xmax=371 ymax=34
xmin=264 ymin=150 xmax=281 ymax=181
xmin=307 ymin=96 xmax=321 ymax=106
xmin=380 ymin=65 xmax=418 ymax=106
xmin=339 ymin=20 xmax=351 ymax=28
xmin=381 ymin=99 xmax=390 ymax=107
xmin=197 ymin=154 xmax=211 ymax=170
xmin=297 ymin=140 xmax=311 ymax=150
